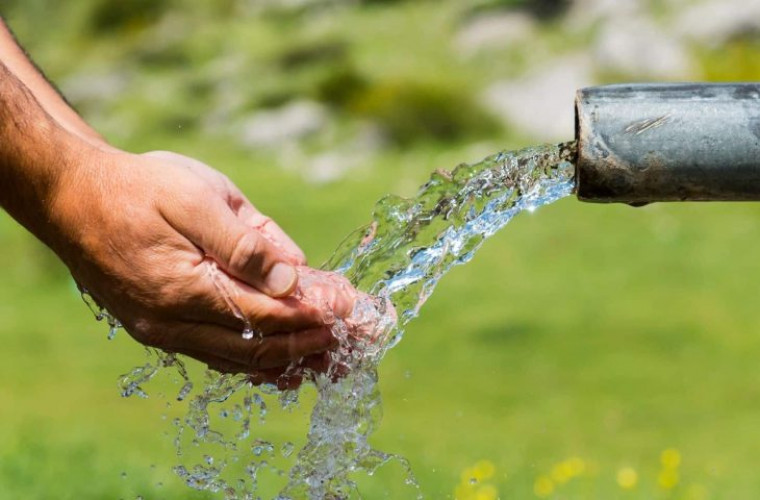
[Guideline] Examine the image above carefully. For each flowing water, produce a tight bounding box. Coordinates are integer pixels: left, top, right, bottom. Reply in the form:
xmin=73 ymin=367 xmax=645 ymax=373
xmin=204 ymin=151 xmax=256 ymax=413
xmin=96 ymin=141 xmax=577 ymax=499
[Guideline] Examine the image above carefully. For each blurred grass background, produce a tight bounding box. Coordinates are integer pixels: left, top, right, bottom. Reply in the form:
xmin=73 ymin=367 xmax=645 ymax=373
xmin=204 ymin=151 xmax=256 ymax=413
xmin=1 ymin=0 xmax=760 ymax=498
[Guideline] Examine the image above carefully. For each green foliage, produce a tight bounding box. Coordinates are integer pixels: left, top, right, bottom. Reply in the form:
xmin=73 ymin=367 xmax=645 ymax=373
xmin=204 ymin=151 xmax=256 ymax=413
xmin=86 ymin=0 xmax=172 ymax=35
xmin=315 ymin=64 xmax=369 ymax=108
xmin=464 ymin=0 xmax=570 ymax=21
xmin=132 ymin=40 xmax=192 ymax=68
xmin=358 ymin=0 xmax=412 ymax=4
xmin=349 ymin=81 xmax=499 ymax=145
xmin=276 ymin=39 xmax=349 ymax=70
xmin=699 ymin=35 xmax=760 ymax=81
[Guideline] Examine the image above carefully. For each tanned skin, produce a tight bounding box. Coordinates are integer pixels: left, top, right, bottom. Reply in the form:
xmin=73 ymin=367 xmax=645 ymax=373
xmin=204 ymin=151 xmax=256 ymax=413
xmin=0 ymin=18 xmax=358 ymax=386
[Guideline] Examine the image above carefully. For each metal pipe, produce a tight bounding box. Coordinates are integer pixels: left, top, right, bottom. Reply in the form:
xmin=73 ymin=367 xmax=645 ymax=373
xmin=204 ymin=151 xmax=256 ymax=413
xmin=575 ymin=83 xmax=760 ymax=204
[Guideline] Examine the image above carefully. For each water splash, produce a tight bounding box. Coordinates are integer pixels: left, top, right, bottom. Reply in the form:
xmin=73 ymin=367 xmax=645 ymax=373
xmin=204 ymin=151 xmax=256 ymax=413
xmin=205 ymin=260 xmax=258 ymax=340
xmin=80 ymin=286 xmax=122 ymax=340
xmin=114 ymin=142 xmax=577 ymax=498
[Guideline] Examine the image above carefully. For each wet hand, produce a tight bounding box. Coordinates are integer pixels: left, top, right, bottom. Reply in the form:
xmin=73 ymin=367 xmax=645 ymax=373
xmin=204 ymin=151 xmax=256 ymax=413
xmin=254 ymin=267 xmax=395 ymax=390
xmin=45 ymin=147 xmax=356 ymax=375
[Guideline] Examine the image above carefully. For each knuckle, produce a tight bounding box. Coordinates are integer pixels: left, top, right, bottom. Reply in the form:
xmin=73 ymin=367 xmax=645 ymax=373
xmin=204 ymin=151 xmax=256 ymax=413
xmin=229 ymin=232 xmax=264 ymax=275
xmin=255 ymin=215 xmax=273 ymax=230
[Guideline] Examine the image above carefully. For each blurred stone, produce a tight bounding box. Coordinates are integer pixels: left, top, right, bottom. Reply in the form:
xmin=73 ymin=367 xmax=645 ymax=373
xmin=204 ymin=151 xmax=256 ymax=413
xmin=275 ymin=122 xmax=381 ymax=184
xmin=675 ymin=0 xmax=760 ymax=45
xmin=480 ymin=54 xmax=594 ymax=142
xmin=593 ymin=16 xmax=695 ymax=79
xmin=239 ymin=100 xmax=329 ymax=148
xmin=454 ymin=12 xmax=536 ymax=56
xmin=61 ymin=71 xmax=130 ymax=107
xmin=564 ymin=0 xmax=643 ymax=30
xmin=306 ymin=151 xmax=360 ymax=184
xmin=307 ymin=123 xmax=382 ymax=184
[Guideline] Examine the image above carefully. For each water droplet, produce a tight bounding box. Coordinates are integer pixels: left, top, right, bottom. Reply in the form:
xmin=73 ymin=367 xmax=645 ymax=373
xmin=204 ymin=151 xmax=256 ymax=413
xmin=177 ymin=381 xmax=193 ymax=401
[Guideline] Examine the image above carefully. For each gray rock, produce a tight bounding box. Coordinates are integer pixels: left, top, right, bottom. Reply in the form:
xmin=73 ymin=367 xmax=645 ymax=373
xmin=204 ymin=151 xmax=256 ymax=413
xmin=306 ymin=151 xmax=361 ymax=184
xmin=675 ymin=0 xmax=760 ymax=45
xmin=480 ymin=54 xmax=595 ymax=142
xmin=239 ymin=100 xmax=329 ymax=148
xmin=454 ymin=12 xmax=537 ymax=57
xmin=60 ymin=71 xmax=130 ymax=107
xmin=593 ymin=16 xmax=695 ymax=79
xmin=565 ymin=0 xmax=643 ymax=30
xmin=304 ymin=123 xmax=382 ymax=184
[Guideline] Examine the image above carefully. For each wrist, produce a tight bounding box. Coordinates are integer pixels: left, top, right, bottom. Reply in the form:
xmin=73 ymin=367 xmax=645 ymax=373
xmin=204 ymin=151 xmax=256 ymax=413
xmin=38 ymin=140 xmax=121 ymax=266
xmin=0 ymin=73 xmax=104 ymax=256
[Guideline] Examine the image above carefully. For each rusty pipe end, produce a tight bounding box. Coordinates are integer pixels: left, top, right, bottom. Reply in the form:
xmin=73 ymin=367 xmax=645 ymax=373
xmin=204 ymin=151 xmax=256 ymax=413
xmin=575 ymin=83 xmax=760 ymax=204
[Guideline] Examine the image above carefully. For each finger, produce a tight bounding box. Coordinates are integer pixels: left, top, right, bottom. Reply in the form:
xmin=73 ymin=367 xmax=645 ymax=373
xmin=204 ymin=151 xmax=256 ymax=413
xmin=236 ymin=203 xmax=307 ymax=265
xmin=177 ymin=350 xmax=332 ymax=391
xmin=167 ymin=323 xmax=339 ymax=370
xmin=142 ymin=151 xmax=304 ymax=266
xmin=184 ymin=263 xmax=327 ymax=333
xmin=163 ymin=194 xmax=299 ymax=298
xmin=295 ymin=268 xmax=357 ymax=319
xmin=173 ymin=348 xmax=282 ymax=384
xmin=177 ymin=351 xmax=296 ymax=389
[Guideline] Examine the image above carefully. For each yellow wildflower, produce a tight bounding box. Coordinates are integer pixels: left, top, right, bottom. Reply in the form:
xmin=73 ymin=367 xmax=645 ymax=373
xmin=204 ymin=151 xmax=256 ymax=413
xmin=461 ymin=467 xmax=477 ymax=485
xmin=658 ymin=468 xmax=680 ymax=490
xmin=551 ymin=461 xmax=574 ymax=484
xmin=455 ymin=483 xmax=475 ymax=500
xmin=661 ymin=448 xmax=682 ymax=469
xmin=455 ymin=460 xmax=499 ymax=500
xmin=551 ymin=457 xmax=586 ymax=484
xmin=472 ymin=460 xmax=496 ymax=481
xmin=475 ymin=484 xmax=498 ymax=500
xmin=534 ymin=475 xmax=554 ymax=498
xmin=567 ymin=457 xmax=586 ymax=476
xmin=616 ymin=467 xmax=638 ymax=490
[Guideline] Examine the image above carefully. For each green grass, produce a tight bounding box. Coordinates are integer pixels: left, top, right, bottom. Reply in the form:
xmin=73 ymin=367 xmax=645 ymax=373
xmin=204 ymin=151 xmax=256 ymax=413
xmin=2 ymin=0 xmax=760 ymax=498
xmin=4 ymin=134 xmax=760 ymax=499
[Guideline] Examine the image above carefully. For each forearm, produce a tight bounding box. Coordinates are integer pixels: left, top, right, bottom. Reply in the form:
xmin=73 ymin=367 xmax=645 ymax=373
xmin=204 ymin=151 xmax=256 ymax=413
xmin=0 ymin=17 xmax=107 ymax=147
xmin=0 ymin=59 xmax=81 ymax=244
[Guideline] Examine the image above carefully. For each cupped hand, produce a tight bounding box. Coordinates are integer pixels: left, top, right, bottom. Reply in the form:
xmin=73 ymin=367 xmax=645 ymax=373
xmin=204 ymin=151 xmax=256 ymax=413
xmin=45 ymin=146 xmax=357 ymax=376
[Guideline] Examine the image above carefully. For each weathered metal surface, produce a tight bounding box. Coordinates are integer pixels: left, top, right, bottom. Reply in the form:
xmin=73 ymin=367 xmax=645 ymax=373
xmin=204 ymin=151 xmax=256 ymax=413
xmin=575 ymin=83 xmax=760 ymax=204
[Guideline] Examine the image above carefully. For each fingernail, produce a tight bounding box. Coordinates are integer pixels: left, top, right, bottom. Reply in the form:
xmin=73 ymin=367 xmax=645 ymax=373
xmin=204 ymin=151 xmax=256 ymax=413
xmin=266 ymin=263 xmax=297 ymax=296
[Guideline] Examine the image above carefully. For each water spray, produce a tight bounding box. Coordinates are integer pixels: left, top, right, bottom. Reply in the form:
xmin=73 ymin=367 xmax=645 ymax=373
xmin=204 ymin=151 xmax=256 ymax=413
xmin=575 ymin=83 xmax=760 ymax=204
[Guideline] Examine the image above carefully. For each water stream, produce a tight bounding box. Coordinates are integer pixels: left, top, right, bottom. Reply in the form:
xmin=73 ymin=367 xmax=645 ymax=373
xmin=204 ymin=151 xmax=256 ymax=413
xmin=98 ymin=141 xmax=577 ymax=499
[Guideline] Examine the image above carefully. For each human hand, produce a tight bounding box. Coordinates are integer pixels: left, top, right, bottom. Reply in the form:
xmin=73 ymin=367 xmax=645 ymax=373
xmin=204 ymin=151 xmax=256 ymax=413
xmin=44 ymin=146 xmax=357 ymax=376
xmin=253 ymin=266 xmax=396 ymax=389
xmin=0 ymin=39 xmax=373 ymax=384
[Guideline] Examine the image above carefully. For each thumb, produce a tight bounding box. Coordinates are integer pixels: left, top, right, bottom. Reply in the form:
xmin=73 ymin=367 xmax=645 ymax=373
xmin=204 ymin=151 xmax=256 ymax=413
xmin=215 ymin=224 xmax=299 ymax=297
xmin=166 ymin=195 xmax=298 ymax=297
